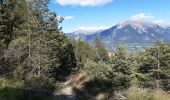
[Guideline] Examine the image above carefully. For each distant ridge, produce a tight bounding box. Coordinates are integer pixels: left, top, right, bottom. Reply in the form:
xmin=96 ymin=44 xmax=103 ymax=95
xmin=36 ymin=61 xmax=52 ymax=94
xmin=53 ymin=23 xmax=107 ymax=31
xmin=66 ymin=20 xmax=170 ymax=51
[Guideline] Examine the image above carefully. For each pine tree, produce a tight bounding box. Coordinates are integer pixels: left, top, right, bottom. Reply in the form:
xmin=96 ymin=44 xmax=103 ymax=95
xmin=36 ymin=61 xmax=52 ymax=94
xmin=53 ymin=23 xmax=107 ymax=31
xmin=136 ymin=40 xmax=170 ymax=90
xmin=162 ymin=43 xmax=170 ymax=90
xmin=94 ymin=37 xmax=109 ymax=62
xmin=0 ymin=0 xmax=77 ymax=83
xmin=108 ymin=45 xmax=131 ymax=90
xmin=0 ymin=0 xmax=27 ymax=77
xmin=70 ymin=39 xmax=97 ymax=70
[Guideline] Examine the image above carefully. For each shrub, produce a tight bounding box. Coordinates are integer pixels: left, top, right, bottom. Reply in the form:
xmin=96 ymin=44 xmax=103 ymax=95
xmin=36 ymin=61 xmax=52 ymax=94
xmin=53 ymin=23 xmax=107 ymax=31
xmin=24 ymin=76 xmax=54 ymax=92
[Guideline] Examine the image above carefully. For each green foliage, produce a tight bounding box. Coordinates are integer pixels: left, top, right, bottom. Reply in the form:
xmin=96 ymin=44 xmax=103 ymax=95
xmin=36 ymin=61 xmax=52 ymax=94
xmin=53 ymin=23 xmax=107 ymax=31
xmin=24 ymin=76 xmax=54 ymax=91
xmin=108 ymin=45 xmax=131 ymax=90
xmin=94 ymin=37 xmax=109 ymax=62
xmin=135 ymin=40 xmax=170 ymax=90
xmin=1 ymin=0 xmax=170 ymax=99
xmin=0 ymin=0 xmax=26 ymax=45
xmin=0 ymin=0 xmax=28 ymax=77
xmin=51 ymin=39 xmax=77 ymax=81
xmin=70 ymin=39 xmax=97 ymax=69
xmin=83 ymin=59 xmax=110 ymax=79
xmin=0 ymin=0 xmax=77 ymax=91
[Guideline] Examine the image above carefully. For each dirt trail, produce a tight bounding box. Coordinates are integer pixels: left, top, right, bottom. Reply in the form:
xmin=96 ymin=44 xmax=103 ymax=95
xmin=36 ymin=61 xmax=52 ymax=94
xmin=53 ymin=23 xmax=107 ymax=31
xmin=54 ymin=72 xmax=94 ymax=100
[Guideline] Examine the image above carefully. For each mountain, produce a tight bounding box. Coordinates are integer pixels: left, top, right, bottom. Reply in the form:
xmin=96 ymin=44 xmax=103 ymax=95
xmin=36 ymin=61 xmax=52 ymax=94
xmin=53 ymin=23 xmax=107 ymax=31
xmin=66 ymin=20 xmax=170 ymax=51
xmin=67 ymin=29 xmax=104 ymax=40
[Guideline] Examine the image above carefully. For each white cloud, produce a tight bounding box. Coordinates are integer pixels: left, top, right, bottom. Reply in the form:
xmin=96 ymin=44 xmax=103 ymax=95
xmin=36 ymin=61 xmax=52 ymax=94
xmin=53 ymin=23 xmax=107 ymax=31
xmin=154 ymin=20 xmax=170 ymax=27
xmin=55 ymin=0 xmax=113 ymax=7
xmin=154 ymin=20 xmax=165 ymax=25
xmin=64 ymin=16 xmax=74 ymax=20
xmin=131 ymin=13 xmax=154 ymax=20
xmin=130 ymin=13 xmax=170 ymax=26
xmin=74 ymin=26 xmax=110 ymax=34
xmin=75 ymin=26 xmax=110 ymax=32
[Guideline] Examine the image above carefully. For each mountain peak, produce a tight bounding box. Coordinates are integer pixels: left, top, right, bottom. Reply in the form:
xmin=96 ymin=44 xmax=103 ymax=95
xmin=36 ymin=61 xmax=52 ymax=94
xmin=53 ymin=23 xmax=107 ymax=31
xmin=115 ymin=20 xmax=163 ymax=33
xmin=66 ymin=20 xmax=170 ymax=51
xmin=117 ymin=20 xmax=160 ymax=29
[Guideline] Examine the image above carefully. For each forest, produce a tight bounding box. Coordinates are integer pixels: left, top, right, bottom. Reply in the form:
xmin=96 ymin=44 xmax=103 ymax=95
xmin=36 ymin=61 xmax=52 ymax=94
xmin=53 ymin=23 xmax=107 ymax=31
xmin=0 ymin=0 xmax=170 ymax=100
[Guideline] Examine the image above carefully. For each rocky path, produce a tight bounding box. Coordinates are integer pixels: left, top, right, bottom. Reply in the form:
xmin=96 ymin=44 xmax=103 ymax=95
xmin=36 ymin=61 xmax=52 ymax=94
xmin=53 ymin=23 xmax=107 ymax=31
xmin=54 ymin=72 xmax=94 ymax=100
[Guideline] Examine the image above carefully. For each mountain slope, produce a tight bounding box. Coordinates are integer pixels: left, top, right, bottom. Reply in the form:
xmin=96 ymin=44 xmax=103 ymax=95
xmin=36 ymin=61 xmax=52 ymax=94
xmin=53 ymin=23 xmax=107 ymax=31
xmin=66 ymin=20 xmax=170 ymax=51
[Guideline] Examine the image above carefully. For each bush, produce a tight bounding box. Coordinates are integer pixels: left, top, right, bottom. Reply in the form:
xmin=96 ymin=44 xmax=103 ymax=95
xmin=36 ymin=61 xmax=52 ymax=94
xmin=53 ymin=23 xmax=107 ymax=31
xmin=83 ymin=59 xmax=110 ymax=79
xmin=24 ymin=76 xmax=54 ymax=92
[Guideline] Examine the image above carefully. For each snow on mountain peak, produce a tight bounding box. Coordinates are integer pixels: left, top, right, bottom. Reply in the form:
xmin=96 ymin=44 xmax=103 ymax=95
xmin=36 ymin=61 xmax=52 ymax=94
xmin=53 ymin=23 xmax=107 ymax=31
xmin=116 ymin=20 xmax=162 ymax=33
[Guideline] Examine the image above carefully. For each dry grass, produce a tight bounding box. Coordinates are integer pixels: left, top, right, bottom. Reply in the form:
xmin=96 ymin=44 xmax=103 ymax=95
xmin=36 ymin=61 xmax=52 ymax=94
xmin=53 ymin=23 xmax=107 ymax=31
xmin=126 ymin=87 xmax=170 ymax=100
xmin=0 ymin=79 xmax=23 ymax=88
xmin=152 ymin=90 xmax=170 ymax=100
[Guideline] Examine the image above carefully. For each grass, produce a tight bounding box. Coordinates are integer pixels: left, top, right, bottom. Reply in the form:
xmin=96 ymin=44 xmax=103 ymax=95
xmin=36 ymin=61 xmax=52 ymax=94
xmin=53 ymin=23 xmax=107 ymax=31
xmin=1 ymin=79 xmax=170 ymax=100
xmin=126 ymin=87 xmax=170 ymax=100
xmin=0 ymin=87 xmax=24 ymax=100
xmin=0 ymin=87 xmax=55 ymax=100
xmin=0 ymin=79 xmax=24 ymax=88
xmin=0 ymin=79 xmax=54 ymax=100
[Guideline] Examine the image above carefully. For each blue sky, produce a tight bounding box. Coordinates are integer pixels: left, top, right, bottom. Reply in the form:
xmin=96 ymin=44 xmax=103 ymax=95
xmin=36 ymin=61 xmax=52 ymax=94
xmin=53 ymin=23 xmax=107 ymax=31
xmin=48 ymin=0 xmax=170 ymax=33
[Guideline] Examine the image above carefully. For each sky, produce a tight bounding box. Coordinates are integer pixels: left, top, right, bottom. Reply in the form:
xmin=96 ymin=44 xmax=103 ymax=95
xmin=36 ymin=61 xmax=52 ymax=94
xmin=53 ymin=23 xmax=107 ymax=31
xmin=48 ymin=0 xmax=170 ymax=33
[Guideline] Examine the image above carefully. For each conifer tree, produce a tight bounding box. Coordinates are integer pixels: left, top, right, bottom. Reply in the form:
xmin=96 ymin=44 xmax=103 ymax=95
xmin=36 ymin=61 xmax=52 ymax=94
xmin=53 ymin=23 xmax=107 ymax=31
xmin=136 ymin=40 xmax=170 ymax=90
xmin=108 ymin=45 xmax=131 ymax=90
xmin=94 ymin=37 xmax=109 ymax=62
